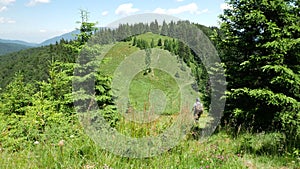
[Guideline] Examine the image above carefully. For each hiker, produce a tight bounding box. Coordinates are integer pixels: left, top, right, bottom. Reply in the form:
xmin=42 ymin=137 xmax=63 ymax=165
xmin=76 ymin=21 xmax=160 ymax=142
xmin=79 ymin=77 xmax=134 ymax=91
xmin=192 ymin=98 xmax=203 ymax=121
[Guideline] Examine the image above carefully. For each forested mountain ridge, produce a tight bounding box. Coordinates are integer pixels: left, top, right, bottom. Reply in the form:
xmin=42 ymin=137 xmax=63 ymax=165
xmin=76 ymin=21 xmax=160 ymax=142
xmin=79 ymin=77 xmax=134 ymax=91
xmin=0 ymin=27 xmax=107 ymax=56
xmin=0 ymin=23 xmax=215 ymax=89
xmin=0 ymin=41 xmax=76 ymax=89
xmin=0 ymin=42 xmax=32 ymax=55
xmin=0 ymin=39 xmax=38 ymax=47
xmin=39 ymin=30 xmax=80 ymax=46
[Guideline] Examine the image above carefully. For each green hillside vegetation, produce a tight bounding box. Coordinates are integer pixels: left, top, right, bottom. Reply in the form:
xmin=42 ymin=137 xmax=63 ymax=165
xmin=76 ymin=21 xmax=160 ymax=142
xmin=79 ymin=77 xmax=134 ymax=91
xmin=0 ymin=42 xmax=32 ymax=56
xmin=0 ymin=5 xmax=299 ymax=168
xmin=0 ymin=40 xmax=76 ymax=89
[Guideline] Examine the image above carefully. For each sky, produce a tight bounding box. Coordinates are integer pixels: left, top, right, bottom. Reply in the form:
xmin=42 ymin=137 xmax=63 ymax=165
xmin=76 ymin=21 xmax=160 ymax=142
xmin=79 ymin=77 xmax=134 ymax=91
xmin=0 ymin=0 xmax=229 ymax=43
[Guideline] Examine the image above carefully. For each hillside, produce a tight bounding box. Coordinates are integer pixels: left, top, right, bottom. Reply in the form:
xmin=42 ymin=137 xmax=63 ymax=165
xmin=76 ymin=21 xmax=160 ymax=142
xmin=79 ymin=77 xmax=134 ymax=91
xmin=39 ymin=30 xmax=80 ymax=46
xmin=0 ymin=28 xmax=106 ymax=55
xmin=0 ymin=23 xmax=213 ymax=89
xmin=0 ymin=17 xmax=298 ymax=169
xmin=0 ymin=42 xmax=32 ymax=55
xmin=0 ymin=42 xmax=76 ymax=89
xmin=0 ymin=39 xmax=38 ymax=47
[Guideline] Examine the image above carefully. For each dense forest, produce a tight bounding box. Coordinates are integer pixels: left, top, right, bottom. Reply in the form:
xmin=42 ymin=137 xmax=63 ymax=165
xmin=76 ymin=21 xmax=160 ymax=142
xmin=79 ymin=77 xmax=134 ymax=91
xmin=0 ymin=42 xmax=32 ymax=56
xmin=0 ymin=0 xmax=299 ymax=168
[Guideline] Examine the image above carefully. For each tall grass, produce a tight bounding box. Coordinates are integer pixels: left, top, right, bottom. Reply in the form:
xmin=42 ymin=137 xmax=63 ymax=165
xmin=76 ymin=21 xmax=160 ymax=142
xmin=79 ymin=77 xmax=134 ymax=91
xmin=1 ymin=115 xmax=299 ymax=168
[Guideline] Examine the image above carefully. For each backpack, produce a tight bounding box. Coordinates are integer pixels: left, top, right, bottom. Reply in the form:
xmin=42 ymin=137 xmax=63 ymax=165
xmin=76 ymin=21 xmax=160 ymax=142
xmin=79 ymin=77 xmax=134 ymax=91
xmin=195 ymin=102 xmax=203 ymax=112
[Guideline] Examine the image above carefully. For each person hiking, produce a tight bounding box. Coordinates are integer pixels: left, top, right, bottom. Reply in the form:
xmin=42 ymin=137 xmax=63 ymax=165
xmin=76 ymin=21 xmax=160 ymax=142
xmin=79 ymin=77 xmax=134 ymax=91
xmin=192 ymin=98 xmax=203 ymax=122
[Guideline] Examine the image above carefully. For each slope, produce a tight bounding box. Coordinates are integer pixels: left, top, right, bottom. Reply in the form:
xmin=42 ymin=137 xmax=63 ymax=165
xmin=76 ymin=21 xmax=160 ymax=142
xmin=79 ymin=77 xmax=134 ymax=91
xmin=0 ymin=42 xmax=33 ymax=55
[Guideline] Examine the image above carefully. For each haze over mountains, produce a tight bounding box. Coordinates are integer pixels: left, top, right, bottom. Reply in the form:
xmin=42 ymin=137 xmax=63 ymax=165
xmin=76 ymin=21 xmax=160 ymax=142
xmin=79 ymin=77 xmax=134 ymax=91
xmin=0 ymin=30 xmax=80 ymax=55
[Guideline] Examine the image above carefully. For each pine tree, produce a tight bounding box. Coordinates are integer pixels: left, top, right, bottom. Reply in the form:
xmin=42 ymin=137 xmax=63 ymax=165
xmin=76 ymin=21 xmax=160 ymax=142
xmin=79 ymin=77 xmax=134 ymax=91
xmin=133 ymin=36 xmax=137 ymax=46
xmin=149 ymin=20 xmax=159 ymax=34
xmin=157 ymin=38 xmax=162 ymax=46
xmin=76 ymin=9 xmax=98 ymax=45
xmin=0 ymin=73 xmax=34 ymax=115
xmin=150 ymin=38 xmax=155 ymax=48
xmin=160 ymin=20 xmax=168 ymax=36
xmin=215 ymin=0 xmax=300 ymax=137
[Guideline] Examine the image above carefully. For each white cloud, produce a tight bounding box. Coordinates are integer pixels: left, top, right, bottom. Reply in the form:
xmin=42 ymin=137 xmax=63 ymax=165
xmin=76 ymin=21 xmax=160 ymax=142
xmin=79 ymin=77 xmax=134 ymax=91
xmin=0 ymin=0 xmax=15 ymax=12
xmin=115 ymin=3 xmax=139 ymax=16
xmin=7 ymin=19 xmax=15 ymax=23
xmin=0 ymin=0 xmax=15 ymax=5
xmin=101 ymin=11 xmax=108 ymax=16
xmin=0 ymin=5 xmax=7 ymax=12
xmin=26 ymin=0 xmax=50 ymax=6
xmin=0 ymin=17 xmax=5 ymax=23
xmin=176 ymin=0 xmax=184 ymax=2
xmin=153 ymin=8 xmax=166 ymax=14
xmin=153 ymin=3 xmax=208 ymax=15
xmin=0 ymin=17 xmax=15 ymax=24
xmin=39 ymin=29 xmax=47 ymax=33
xmin=220 ymin=3 xmax=232 ymax=10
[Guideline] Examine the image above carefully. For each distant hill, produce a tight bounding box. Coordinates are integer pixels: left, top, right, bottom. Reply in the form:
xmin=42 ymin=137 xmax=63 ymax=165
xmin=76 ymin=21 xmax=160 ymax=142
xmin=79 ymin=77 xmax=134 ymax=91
xmin=40 ymin=30 xmax=80 ymax=46
xmin=0 ymin=30 xmax=80 ymax=55
xmin=0 ymin=39 xmax=38 ymax=47
xmin=0 ymin=28 xmax=105 ymax=55
xmin=0 ymin=42 xmax=33 ymax=55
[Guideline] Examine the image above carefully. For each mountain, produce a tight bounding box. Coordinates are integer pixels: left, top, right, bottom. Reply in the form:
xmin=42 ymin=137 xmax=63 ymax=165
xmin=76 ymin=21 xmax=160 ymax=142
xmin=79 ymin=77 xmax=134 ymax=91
xmin=40 ymin=28 xmax=106 ymax=46
xmin=0 ymin=42 xmax=33 ymax=55
xmin=39 ymin=30 xmax=80 ymax=46
xmin=0 ymin=39 xmax=38 ymax=47
xmin=0 ymin=30 xmax=80 ymax=55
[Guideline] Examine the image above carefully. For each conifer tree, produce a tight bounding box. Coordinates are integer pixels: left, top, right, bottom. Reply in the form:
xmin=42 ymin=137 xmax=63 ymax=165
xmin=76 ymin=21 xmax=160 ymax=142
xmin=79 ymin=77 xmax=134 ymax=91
xmin=215 ymin=0 xmax=300 ymax=138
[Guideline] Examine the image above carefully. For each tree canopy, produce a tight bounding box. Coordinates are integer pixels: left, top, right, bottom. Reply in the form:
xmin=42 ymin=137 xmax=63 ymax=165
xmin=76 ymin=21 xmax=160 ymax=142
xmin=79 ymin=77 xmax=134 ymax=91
xmin=215 ymin=0 xmax=300 ymax=140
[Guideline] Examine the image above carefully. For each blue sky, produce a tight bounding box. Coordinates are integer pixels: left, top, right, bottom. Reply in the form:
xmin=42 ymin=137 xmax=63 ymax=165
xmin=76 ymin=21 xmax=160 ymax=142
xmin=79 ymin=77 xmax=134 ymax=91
xmin=0 ymin=0 xmax=229 ymax=43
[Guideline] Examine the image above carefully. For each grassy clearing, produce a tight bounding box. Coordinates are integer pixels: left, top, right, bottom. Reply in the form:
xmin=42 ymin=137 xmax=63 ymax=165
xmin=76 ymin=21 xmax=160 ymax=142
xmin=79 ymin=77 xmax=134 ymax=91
xmin=99 ymin=42 xmax=139 ymax=76
xmin=135 ymin=32 xmax=174 ymax=46
xmin=129 ymin=68 xmax=180 ymax=115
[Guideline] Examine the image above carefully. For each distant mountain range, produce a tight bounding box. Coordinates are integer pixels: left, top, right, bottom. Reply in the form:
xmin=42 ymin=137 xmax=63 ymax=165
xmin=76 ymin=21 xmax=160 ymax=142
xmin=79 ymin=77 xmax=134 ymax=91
xmin=0 ymin=42 xmax=33 ymax=55
xmin=0 ymin=39 xmax=38 ymax=47
xmin=0 ymin=30 xmax=80 ymax=55
xmin=39 ymin=30 xmax=80 ymax=46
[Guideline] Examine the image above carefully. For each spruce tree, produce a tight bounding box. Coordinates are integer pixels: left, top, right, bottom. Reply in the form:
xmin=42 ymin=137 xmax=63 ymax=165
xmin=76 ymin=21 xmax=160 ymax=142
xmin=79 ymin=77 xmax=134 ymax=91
xmin=215 ymin=0 xmax=300 ymax=138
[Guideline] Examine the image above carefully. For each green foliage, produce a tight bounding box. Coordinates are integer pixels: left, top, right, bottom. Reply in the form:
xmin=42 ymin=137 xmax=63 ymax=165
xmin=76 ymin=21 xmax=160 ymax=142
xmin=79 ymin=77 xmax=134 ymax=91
xmin=215 ymin=0 xmax=300 ymax=144
xmin=149 ymin=19 xmax=159 ymax=34
xmin=239 ymin=132 xmax=286 ymax=155
xmin=0 ymin=42 xmax=32 ymax=55
xmin=157 ymin=38 xmax=162 ymax=46
xmin=0 ymin=41 xmax=76 ymax=89
xmin=0 ymin=73 xmax=35 ymax=115
xmin=76 ymin=9 xmax=98 ymax=45
xmin=95 ymin=73 xmax=120 ymax=127
xmin=0 ymin=14 xmax=299 ymax=168
xmin=0 ymin=61 xmax=76 ymax=152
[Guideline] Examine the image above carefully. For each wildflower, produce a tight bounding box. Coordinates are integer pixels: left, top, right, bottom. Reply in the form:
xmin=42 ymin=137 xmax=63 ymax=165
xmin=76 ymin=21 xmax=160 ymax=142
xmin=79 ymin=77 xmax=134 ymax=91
xmin=103 ymin=164 xmax=113 ymax=169
xmin=83 ymin=164 xmax=96 ymax=169
xmin=34 ymin=141 xmax=39 ymax=145
xmin=70 ymin=135 xmax=75 ymax=138
xmin=58 ymin=140 xmax=65 ymax=147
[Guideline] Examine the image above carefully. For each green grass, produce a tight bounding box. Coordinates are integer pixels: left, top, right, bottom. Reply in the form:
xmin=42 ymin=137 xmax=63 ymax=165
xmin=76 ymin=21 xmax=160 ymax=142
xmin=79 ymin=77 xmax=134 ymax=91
xmin=1 ymin=131 xmax=299 ymax=169
xmin=129 ymin=68 xmax=180 ymax=115
xmin=99 ymin=42 xmax=139 ymax=76
xmin=99 ymin=32 xmax=173 ymax=76
xmin=135 ymin=32 xmax=174 ymax=46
